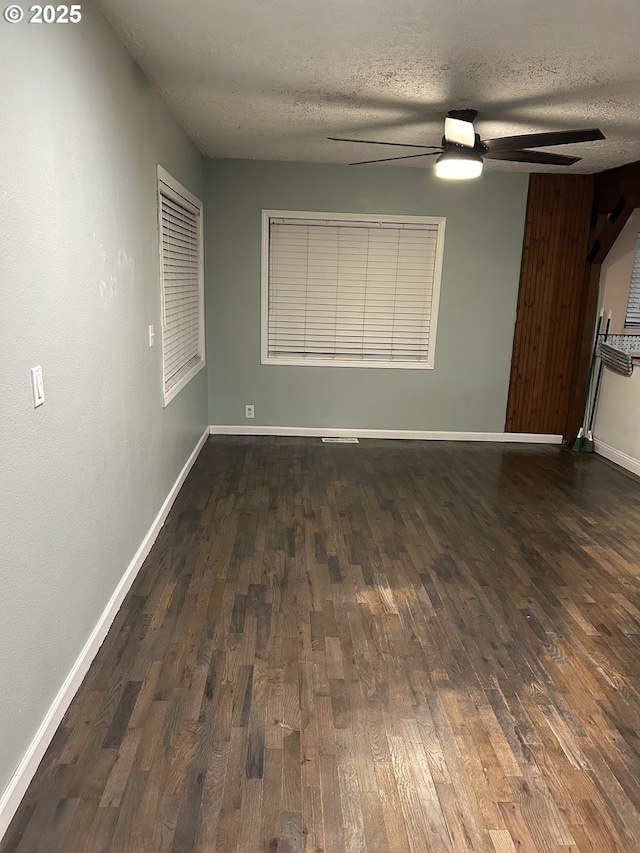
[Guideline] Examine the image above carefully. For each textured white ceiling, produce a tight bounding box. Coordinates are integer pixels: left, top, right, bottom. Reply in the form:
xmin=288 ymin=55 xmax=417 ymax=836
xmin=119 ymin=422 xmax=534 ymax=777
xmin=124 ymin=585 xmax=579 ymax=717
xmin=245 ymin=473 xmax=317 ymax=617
xmin=97 ymin=0 xmax=640 ymax=173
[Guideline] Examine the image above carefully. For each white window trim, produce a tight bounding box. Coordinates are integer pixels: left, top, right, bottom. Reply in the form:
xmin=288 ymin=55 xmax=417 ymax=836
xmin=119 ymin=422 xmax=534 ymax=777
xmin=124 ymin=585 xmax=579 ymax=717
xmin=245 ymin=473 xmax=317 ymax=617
xmin=260 ymin=209 xmax=446 ymax=370
xmin=623 ymin=232 xmax=640 ymax=330
xmin=157 ymin=166 xmax=205 ymax=407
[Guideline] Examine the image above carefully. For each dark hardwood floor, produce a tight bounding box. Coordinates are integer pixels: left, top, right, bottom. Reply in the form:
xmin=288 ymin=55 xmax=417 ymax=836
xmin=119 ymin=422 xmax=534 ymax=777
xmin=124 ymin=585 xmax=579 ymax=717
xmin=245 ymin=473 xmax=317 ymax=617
xmin=3 ymin=437 xmax=640 ymax=852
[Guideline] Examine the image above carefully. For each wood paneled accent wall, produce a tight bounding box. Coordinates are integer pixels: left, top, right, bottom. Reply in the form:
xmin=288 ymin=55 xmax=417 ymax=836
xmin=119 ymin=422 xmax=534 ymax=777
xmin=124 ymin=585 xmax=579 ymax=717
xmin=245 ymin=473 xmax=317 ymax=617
xmin=505 ymin=174 xmax=593 ymax=435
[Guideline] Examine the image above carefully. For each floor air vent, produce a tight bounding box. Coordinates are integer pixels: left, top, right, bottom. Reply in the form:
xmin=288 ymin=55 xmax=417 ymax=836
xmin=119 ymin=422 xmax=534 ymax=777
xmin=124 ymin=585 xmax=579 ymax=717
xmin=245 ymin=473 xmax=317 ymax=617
xmin=321 ymin=437 xmax=359 ymax=443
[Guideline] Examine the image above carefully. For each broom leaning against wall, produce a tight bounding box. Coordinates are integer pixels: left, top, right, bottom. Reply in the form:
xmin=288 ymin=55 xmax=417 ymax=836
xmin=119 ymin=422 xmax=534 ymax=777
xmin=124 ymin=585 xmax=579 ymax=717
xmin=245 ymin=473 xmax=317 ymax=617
xmin=582 ymin=309 xmax=612 ymax=453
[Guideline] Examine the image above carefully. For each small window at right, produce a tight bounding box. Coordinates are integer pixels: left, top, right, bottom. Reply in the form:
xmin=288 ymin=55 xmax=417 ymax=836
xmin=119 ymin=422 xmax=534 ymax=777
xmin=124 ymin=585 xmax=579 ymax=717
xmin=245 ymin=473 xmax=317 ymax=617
xmin=624 ymin=233 xmax=640 ymax=329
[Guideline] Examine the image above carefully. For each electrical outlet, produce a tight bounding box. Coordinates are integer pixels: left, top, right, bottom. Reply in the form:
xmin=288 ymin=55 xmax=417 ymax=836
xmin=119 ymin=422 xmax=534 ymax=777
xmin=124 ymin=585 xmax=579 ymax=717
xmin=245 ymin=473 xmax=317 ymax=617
xmin=245 ymin=404 xmax=255 ymax=419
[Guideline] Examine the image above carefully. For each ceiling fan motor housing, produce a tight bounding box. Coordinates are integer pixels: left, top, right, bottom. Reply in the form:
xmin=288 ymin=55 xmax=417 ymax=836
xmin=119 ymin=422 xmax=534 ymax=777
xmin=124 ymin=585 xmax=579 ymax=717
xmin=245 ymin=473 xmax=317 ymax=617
xmin=439 ymin=135 xmax=486 ymax=154
xmin=447 ymin=108 xmax=478 ymax=123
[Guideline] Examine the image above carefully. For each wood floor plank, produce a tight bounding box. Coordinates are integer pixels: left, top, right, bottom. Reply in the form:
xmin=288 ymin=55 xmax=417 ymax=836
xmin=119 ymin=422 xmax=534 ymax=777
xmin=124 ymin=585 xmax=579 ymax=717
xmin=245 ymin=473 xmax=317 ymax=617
xmin=2 ymin=437 xmax=639 ymax=852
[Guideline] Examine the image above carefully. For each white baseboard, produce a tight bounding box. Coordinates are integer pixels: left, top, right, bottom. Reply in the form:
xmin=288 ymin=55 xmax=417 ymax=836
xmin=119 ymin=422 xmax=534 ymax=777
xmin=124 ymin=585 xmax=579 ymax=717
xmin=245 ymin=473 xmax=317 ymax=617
xmin=594 ymin=440 xmax=640 ymax=477
xmin=0 ymin=427 xmax=209 ymax=841
xmin=209 ymin=425 xmax=562 ymax=444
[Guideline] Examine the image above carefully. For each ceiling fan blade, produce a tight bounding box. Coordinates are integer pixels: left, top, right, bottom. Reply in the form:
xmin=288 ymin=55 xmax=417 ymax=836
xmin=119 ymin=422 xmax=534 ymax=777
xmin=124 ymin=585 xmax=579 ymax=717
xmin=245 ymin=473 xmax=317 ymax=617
xmin=484 ymin=149 xmax=581 ymax=165
xmin=482 ymin=128 xmax=605 ymax=152
xmin=348 ymin=152 xmax=441 ymax=166
xmin=328 ymin=137 xmax=440 ymax=150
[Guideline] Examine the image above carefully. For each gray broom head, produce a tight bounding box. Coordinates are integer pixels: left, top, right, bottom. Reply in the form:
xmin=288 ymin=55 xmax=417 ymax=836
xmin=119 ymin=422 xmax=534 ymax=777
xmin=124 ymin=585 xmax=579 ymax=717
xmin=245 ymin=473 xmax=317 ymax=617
xmin=599 ymin=342 xmax=634 ymax=377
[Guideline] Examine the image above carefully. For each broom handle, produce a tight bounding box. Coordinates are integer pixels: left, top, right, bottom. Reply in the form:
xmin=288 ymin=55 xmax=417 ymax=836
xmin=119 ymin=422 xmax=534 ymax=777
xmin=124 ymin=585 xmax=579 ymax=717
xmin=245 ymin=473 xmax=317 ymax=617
xmin=587 ymin=310 xmax=611 ymax=434
xmin=579 ymin=308 xmax=604 ymax=430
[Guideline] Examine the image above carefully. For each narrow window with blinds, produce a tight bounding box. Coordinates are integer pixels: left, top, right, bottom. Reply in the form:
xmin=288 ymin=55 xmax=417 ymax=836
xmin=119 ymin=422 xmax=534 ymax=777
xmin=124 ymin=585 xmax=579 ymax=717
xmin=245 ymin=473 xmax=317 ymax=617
xmin=157 ymin=167 xmax=205 ymax=406
xmin=261 ymin=210 xmax=446 ymax=369
xmin=624 ymin=233 xmax=640 ymax=329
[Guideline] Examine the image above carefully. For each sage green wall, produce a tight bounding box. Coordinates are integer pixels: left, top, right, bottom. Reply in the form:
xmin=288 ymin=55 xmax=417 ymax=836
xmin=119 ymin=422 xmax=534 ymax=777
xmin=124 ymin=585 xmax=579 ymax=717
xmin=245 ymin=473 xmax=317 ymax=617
xmin=205 ymin=160 xmax=528 ymax=431
xmin=0 ymin=4 xmax=206 ymax=798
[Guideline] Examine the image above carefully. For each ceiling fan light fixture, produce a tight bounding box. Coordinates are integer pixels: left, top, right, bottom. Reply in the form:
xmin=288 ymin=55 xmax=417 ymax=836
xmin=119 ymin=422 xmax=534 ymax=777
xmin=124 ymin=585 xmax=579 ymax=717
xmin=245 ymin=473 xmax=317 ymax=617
xmin=434 ymin=149 xmax=483 ymax=180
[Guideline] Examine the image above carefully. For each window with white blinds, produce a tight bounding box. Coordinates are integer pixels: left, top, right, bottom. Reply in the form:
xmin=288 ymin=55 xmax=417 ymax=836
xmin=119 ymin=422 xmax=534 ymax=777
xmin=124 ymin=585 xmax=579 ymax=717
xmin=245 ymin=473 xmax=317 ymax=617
xmin=157 ymin=167 xmax=204 ymax=406
xmin=624 ymin=233 xmax=640 ymax=329
xmin=261 ymin=211 xmax=446 ymax=369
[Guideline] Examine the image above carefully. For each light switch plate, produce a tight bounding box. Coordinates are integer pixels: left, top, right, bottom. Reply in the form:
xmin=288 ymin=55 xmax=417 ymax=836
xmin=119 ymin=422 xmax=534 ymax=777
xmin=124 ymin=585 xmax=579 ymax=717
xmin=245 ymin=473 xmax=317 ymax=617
xmin=148 ymin=325 xmax=155 ymax=347
xmin=31 ymin=366 xmax=45 ymax=407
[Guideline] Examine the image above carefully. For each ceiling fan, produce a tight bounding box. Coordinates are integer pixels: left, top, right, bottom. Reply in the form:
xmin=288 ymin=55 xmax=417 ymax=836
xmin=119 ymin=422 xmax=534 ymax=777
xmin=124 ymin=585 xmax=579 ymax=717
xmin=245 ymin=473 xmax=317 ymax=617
xmin=329 ymin=109 xmax=605 ymax=179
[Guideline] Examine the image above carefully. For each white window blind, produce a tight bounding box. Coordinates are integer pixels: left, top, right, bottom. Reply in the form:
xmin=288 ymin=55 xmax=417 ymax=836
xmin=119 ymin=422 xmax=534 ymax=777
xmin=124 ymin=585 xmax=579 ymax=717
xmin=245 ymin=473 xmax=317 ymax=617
xmin=624 ymin=233 xmax=640 ymax=329
xmin=262 ymin=212 xmax=445 ymax=369
xmin=158 ymin=168 xmax=204 ymax=405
